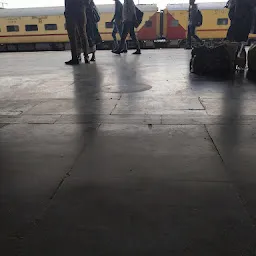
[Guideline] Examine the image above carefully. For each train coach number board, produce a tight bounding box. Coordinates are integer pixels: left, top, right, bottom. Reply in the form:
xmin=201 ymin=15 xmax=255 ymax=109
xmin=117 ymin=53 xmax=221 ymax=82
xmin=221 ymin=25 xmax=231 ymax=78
xmin=32 ymin=16 xmax=48 ymax=23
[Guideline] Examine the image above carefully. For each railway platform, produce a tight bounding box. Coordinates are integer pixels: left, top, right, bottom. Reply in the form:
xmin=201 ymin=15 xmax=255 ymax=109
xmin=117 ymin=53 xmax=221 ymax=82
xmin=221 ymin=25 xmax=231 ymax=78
xmin=1 ymin=49 xmax=256 ymax=255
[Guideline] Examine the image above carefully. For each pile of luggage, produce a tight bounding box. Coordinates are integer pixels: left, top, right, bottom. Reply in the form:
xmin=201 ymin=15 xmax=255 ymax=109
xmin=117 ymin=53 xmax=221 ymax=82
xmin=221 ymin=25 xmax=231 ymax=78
xmin=190 ymin=42 xmax=255 ymax=76
xmin=190 ymin=42 xmax=238 ymax=76
xmin=190 ymin=0 xmax=256 ymax=77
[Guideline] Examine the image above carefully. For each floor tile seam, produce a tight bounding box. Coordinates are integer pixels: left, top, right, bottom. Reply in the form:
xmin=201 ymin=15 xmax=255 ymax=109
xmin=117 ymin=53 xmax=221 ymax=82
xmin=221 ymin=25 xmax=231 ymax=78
xmin=191 ymin=98 xmax=206 ymax=110
xmin=53 ymin=114 xmax=63 ymax=124
xmin=110 ymin=96 xmax=122 ymax=115
xmin=44 ymin=121 xmax=102 ymax=202
xmin=110 ymin=103 xmax=118 ymax=115
xmin=11 ymin=122 xmax=102 ymax=242
xmin=15 ymin=101 xmax=45 ymax=117
xmin=0 ymin=124 xmax=9 ymax=129
xmin=204 ymin=124 xmax=256 ymax=247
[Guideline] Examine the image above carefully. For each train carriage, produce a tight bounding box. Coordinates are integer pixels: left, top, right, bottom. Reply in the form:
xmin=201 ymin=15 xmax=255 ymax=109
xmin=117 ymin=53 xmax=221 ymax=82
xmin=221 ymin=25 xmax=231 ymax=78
xmin=0 ymin=2 xmax=256 ymax=52
xmin=164 ymin=2 xmax=229 ymax=42
xmin=0 ymin=4 xmax=159 ymax=51
xmin=0 ymin=7 xmax=67 ymax=46
xmin=164 ymin=2 xmax=256 ymax=45
xmin=135 ymin=4 xmax=159 ymax=41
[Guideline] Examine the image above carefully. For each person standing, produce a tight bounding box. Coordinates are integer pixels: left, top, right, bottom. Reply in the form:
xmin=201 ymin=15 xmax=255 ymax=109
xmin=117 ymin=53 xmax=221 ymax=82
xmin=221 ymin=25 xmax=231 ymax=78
xmin=112 ymin=0 xmax=141 ymax=55
xmin=226 ymin=0 xmax=254 ymax=42
xmin=64 ymin=0 xmax=89 ymax=65
xmin=225 ymin=0 xmax=236 ymax=41
xmin=186 ymin=0 xmax=203 ymax=49
xmin=85 ymin=0 xmax=102 ymax=61
xmin=111 ymin=0 xmax=127 ymax=52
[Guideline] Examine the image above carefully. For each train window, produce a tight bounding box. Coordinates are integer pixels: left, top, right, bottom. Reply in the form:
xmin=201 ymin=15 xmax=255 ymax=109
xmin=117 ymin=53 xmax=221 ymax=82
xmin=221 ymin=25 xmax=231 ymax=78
xmin=217 ymin=18 xmax=228 ymax=25
xmin=25 ymin=25 xmax=38 ymax=32
xmin=170 ymin=20 xmax=179 ymax=27
xmin=105 ymin=22 xmax=113 ymax=29
xmin=7 ymin=25 xmax=19 ymax=32
xmin=45 ymin=24 xmax=58 ymax=31
xmin=145 ymin=20 xmax=152 ymax=28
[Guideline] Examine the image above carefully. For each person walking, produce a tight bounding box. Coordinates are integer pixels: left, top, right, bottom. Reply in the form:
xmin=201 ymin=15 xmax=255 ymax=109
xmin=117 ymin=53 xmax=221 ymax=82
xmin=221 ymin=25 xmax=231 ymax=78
xmin=112 ymin=0 xmax=141 ymax=55
xmin=64 ymin=0 xmax=89 ymax=65
xmin=111 ymin=0 xmax=127 ymax=52
xmin=186 ymin=0 xmax=203 ymax=49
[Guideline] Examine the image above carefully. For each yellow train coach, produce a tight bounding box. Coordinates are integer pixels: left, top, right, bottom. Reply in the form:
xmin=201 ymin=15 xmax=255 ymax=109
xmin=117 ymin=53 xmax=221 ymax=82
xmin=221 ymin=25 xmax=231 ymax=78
xmin=0 ymin=2 xmax=255 ymax=51
xmin=164 ymin=2 xmax=256 ymax=45
xmin=0 ymin=4 xmax=159 ymax=51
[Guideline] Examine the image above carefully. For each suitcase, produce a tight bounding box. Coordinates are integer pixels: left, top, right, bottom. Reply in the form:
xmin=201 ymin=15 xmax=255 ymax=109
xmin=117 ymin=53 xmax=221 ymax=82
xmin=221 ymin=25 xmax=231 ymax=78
xmin=248 ymin=44 xmax=256 ymax=72
xmin=190 ymin=43 xmax=237 ymax=76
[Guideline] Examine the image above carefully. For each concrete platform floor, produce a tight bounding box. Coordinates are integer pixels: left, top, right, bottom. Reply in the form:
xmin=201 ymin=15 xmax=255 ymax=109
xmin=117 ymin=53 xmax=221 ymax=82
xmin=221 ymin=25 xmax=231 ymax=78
xmin=1 ymin=49 xmax=256 ymax=255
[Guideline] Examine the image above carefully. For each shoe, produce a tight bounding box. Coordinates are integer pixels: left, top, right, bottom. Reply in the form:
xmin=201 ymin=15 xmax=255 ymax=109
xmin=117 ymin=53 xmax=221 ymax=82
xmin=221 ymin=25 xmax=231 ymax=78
xmin=84 ymin=56 xmax=90 ymax=64
xmin=90 ymin=56 xmax=96 ymax=62
xmin=112 ymin=49 xmax=121 ymax=54
xmin=121 ymin=50 xmax=128 ymax=53
xmin=185 ymin=46 xmax=192 ymax=50
xmin=133 ymin=50 xmax=141 ymax=55
xmin=65 ymin=59 xmax=79 ymax=65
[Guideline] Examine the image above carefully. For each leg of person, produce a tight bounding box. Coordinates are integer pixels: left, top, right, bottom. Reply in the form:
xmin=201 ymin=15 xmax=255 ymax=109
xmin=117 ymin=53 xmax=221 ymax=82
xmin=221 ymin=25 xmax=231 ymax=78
xmin=91 ymin=51 xmax=96 ymax=61
xmin=191 ymin=25 xmax=203 ymax=44
xmin=90 ymin=45 xmax=96 ymax=61
xmin=76 ymin=29 xmax=82 ymax=62
xmin=129 ymin=22 xmax=141 ymax=54
xmin=94 ymin=25 xmax=102 ymax=44
xmin=86 ymin=22 xmax=94 ymax=48
xmin=112 ymin=23 xmax=118 ymax=50
xmin=112 ymin=22 xmax=129 ymax=54
xmin=76 ymin=13 xmax=90 ymax=64
xmin=117 ymin=23 xmax=127 ymax=52
xmin=226 ymin=23 xmax=234 ymax=41
xmin=186 ymin=25 xmax=192 ymax=49
xmin=65 ymin=14 xmax=79 ymax=65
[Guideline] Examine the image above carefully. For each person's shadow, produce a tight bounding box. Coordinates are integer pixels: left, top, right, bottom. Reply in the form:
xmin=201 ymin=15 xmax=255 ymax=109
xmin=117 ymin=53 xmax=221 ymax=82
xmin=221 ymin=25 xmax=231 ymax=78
xmin=71 ymin=62 xmax=103 ymax=132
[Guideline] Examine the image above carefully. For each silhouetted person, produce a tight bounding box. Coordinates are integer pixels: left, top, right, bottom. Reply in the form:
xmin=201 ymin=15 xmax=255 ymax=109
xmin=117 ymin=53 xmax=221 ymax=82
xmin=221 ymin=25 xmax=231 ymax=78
xmin=112 ymin=0 xmax=141 ymax=55
xmin=225 ymin=0 xmax=236 ymax=41
xmin=77 ymin=0 xmax=102 ymax=62
xmin=111 ymin=0 xmax=127 ymax=52
xmin=226 ymin=0 xmax=254 ymax=42
xmin=86 ymin=0 xmax=102 ymax=61
xmin=65 ymin=0 xmax=89 ymax=65
xmin=186 ymin=0 xmax=203 ymax=49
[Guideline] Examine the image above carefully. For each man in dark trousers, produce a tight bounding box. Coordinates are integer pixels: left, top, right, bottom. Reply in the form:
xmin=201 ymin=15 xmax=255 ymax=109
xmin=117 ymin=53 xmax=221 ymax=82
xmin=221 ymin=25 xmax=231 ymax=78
xmin=112 ymin=0 xmax=141 ymax=55
xmin=65 ymin=0 xmax=89 ymax=65
xmin=111 ymin=0 xmax=127 ymax=52
xmin=186 ymin=0 xmax=203 ymax=49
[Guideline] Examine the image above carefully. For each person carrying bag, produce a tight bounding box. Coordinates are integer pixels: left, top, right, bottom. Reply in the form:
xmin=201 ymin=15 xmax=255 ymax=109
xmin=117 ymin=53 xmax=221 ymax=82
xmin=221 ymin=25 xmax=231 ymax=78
xmin=112 ymin=0 xmax=141 ymax=55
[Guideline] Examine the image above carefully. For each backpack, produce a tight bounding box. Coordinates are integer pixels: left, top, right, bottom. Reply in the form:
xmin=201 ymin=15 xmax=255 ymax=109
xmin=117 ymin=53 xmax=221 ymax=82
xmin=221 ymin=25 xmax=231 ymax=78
xmin=134 ymin=7 xmax=144 ymax=28
xmin=190 ymin=44 xmax=232 ymax=76
xmin=196 ymin=10 xmax=203 ymax=27
xmin=92 ymin=5 xmax=100 ymax=23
